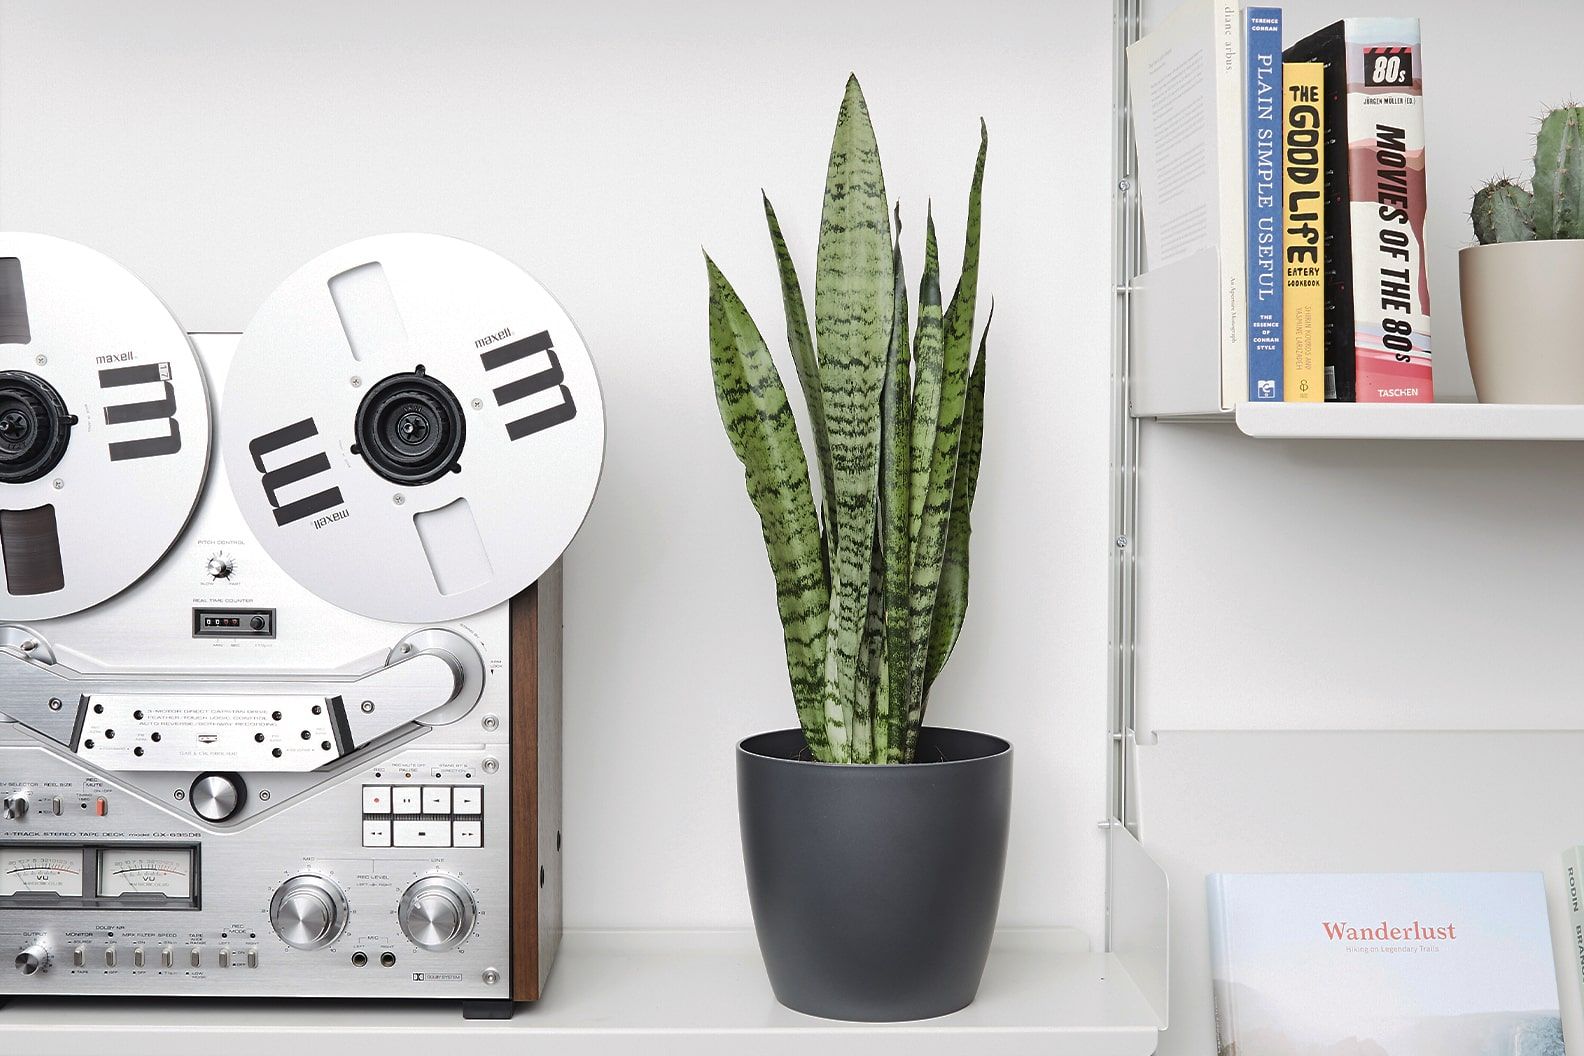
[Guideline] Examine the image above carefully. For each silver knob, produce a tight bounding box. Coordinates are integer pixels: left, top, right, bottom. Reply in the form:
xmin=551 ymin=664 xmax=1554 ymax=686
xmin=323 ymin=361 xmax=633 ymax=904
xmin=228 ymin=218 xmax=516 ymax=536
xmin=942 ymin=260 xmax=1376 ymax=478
xmin=3 ymin=795 xmax=26 ymax=820
xmin=398 ymin=876 xmax=476 ymax=952
xmin=14 ymin=942 xmax=47 ymax=975
xmin=189 ymin=773 xmax=245 ymax=823
xmin=270 ymin=875 xmax=348 ymax=951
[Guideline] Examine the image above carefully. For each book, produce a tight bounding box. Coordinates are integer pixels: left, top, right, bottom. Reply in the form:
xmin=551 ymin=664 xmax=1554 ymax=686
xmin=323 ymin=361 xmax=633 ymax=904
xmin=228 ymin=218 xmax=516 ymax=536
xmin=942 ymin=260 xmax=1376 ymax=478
xmin=1244 ymin=7 xmax=1283 ymax=403
xmin=1284 ymin=19 xmax=1433 ymax=403
xmin=1207 ymin=872 xmax=1562 ymax=1056
xmin=1126 ymin=0 xmax=1246 ymax=409
xmin=1564 ymin=847 xmax=1584 ymax=1012
xmin=1282 ymin=62 xmax=1325 ymax=402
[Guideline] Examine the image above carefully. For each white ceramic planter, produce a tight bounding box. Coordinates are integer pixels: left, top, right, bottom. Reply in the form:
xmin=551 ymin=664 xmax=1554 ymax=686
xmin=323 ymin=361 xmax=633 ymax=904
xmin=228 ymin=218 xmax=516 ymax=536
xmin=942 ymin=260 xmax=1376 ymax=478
xmin=1460 ymin=240 xmax=1584 ymax=403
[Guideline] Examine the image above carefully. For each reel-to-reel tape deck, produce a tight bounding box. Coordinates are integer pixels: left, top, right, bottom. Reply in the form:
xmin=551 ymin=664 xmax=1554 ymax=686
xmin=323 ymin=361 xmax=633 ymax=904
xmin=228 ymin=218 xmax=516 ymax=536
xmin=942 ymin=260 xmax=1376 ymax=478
xmin=0 ymin=232 xmax=604 ymax=1018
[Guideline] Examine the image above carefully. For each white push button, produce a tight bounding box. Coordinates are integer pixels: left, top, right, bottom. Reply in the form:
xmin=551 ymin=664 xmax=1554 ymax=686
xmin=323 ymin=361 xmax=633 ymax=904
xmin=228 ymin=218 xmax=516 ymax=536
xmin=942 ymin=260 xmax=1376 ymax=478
xmin=362 ymin=785 xmax=391 ymax=814
xmin=362 ymin=819 xmax=392 ymax=847
xmin=394 ymin=820 xmax=450 ymax=847
xmin=452 ymin=787 xmax=482 ymax=814
xmin=452 ymin=819 xmax=482 ymax=847
xmin=422 ymin=786 xmax=451 ymax=814
xmin=392 ymin=787 xmax=422 ymax=814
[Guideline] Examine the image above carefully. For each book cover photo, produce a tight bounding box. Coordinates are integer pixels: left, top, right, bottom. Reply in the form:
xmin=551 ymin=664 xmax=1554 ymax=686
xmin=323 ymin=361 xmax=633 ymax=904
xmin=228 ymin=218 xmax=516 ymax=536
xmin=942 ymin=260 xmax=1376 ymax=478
xmin=1207 ymin=872 xmax=1563 ymax=1056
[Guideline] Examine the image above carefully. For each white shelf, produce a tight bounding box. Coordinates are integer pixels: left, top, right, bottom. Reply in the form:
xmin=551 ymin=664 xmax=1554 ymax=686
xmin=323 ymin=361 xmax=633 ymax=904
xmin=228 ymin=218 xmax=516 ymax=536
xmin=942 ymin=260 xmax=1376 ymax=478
xmin=1227 ymin=401 xmax=1584 ymax=440
xmin=0 ymin=929 xmax=1162 ymax=1056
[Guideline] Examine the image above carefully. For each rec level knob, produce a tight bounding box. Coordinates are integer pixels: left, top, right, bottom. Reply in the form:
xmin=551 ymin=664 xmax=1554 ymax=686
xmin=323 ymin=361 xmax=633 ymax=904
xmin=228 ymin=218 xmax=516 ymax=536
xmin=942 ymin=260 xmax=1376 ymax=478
xmin=270 ymin=875 xmax=348 ymax=951
xmin=398 ymin=876 xmax=476 ymax=952
xmin=14 ymin=942 xmax=47 ymax=975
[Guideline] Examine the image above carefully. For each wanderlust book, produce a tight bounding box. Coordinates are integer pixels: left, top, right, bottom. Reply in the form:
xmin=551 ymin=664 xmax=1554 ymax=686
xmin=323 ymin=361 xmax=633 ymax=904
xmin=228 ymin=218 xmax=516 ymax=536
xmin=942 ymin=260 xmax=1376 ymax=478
xmin=1282 ymin=61 xmax=1325 ymax=402
xmin=1284 ymin=19 xmax=1432 ymax=403
xmin=1207 ymin=872 xmax=1563 ymax=1056
xmin=1244 ymin=7 xmax=1283 ymax=402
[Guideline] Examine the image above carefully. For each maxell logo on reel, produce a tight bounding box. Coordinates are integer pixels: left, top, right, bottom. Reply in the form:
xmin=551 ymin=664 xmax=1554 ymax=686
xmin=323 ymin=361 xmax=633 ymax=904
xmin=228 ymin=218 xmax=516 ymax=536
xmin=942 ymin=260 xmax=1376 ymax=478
xmin=481 ymin=329 xmax=577 ymax=440
xmin=246 ymin=417 xmax=346 ymax=527
xmin=98 ymin=362 xmax=182 ymax=462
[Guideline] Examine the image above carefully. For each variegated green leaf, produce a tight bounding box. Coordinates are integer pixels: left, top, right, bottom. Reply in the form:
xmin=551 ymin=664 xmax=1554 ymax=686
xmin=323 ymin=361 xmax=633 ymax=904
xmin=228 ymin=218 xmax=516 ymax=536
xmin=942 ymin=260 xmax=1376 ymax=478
xmin=880 ymin=203 xmax=914 ymax=761
xmin=860 ymin=521 xmax=887 ymax=763
xmin=706 ymin=254 xmax=832 ymax=759
xmin=925 ymin=305 xmax=990 ymax=690
xmin=942 ymin=121 xmax=988 ymax=370
xmin=907 ymin=212 xmax=944 ymax=548
xmin=763 ymin=194 xmax=837 ymax=563
xmin=906 ymin=126 xmax=986 ymax=755
xmin=814 ymin=74 xmax=894 ymax=763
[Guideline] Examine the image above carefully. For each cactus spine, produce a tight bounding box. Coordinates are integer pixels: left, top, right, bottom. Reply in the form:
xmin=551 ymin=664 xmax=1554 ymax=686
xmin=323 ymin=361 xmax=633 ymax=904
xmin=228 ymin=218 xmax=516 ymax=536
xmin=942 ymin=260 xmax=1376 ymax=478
xmin=1471 ymin=179 xmax=1536 ymax=245
xmin=1533 ymin=105 xmax=1584 ymax=238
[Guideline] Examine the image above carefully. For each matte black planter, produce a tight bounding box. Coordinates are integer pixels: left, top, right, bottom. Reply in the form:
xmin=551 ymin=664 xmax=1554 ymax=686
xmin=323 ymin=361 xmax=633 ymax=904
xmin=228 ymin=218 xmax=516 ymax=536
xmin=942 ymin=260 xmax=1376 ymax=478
xmin=737 ymin=727 xmax=1013 ymax=1022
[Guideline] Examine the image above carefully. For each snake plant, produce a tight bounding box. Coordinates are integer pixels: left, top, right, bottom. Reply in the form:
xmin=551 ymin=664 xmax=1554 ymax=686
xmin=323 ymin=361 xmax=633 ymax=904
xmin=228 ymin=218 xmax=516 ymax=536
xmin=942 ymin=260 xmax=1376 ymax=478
xmin=706 ymin=75 xmax=990 ymax=764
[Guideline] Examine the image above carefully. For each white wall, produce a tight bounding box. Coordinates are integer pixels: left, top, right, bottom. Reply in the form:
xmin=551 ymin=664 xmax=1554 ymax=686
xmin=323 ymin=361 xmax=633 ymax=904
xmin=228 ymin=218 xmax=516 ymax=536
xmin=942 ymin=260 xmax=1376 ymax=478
xmin=0 ymin=0 xmax=1112 ymax=936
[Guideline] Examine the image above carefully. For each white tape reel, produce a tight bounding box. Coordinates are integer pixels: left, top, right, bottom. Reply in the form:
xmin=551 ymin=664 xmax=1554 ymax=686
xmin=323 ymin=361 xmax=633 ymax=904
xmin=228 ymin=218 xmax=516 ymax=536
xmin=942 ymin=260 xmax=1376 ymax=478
xmin=0 ymin=233 xmax=211 ymax=620
xmin=221 ymin=234 xmax=604 ymax=624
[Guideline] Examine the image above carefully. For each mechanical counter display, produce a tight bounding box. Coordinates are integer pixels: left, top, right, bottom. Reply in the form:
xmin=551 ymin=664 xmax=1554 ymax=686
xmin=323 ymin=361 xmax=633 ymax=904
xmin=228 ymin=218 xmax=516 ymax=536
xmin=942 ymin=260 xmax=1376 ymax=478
xmin=220 ymin=234 xmax=605 ymax=624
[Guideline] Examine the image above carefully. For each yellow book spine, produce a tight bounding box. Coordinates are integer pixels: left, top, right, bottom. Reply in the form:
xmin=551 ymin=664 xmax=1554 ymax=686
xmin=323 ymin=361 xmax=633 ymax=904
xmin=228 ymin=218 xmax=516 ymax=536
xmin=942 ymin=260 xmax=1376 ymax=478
xmin=1283 ymin=62 xmax=1325 ymax=402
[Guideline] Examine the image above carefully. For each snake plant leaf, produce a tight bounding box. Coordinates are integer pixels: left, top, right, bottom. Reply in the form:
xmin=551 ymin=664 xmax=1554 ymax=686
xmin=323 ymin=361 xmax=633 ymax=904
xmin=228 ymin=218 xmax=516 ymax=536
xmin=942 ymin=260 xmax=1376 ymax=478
xmin=925 ymin=305 xmax=990 ymax=691
xmin=880 ymin=203 xmax=914 ymax=761
xmin=861 ymin=522 xmax=887 ymax=763
xmin=763 ymin=194 xmax=837 ymax=560
xmin=905 ymin=127 xmax=986 ymax=750
xmin=705 ymin=253 xmax=832 ymax=759
xmin=814 ymin=74 xmax=894 ymax=763
xmin=943 ymin=120 xmax=987 ymax=357
xmin=907 ymin=211 xmax=944 ymax=549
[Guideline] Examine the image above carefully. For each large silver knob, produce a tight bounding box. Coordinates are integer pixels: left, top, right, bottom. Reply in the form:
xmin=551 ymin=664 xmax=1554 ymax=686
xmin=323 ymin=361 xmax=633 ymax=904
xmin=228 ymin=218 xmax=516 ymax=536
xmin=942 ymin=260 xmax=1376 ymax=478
xmin=398 ymin=876 xmax=476 ymax=952
xmin=190 ymin=773 xmax=246 ymax=823
xmin=270 ymin=875 xmax=348 ymax=951
xmin=14 ymin=942 xmax=47 ymax=975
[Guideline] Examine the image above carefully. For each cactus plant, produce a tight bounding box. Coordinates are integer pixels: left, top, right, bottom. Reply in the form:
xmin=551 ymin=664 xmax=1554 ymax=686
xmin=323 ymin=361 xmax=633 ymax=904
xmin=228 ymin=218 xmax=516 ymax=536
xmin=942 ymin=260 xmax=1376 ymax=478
xmin=1472 ymin=105 xmax=1584 ymax=243
xmin=704 ymin=75 xmax=991 ymax=764
xmin=1471 ymin=179 xmax=1536 ymax=245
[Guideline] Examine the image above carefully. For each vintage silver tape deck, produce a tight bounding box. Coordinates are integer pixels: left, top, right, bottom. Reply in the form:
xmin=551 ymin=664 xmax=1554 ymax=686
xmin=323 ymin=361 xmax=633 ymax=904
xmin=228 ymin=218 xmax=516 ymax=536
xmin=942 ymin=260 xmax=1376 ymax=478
xmin=0 ymin=232 xmax=604 ymax=1018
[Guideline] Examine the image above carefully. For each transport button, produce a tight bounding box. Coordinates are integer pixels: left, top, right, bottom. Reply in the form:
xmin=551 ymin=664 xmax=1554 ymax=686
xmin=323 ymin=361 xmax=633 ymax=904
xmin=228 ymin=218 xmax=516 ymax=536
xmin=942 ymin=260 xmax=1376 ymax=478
xmin=362 ymin=785 xmax=391 ymax=814
xmin=393 ymin=820 xmax=450 ymax=847
xmin=452 ymin=787 xmax=482 ymax=814
xmin=452 ymin=819 xmax=482 ymax=847
xmin=422 ymin=786 xmax=451 ymax=814
xmin=362 ymin=819 xmax=392 ymax=848
xmin=392 ymin=787 xmax=422 ymax=814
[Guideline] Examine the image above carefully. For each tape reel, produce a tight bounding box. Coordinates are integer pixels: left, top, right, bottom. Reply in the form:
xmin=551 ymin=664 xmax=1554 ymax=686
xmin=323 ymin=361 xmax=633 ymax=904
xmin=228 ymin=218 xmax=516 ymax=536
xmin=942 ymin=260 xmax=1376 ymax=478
xmin=0 ymin=233 xmax=211 ymax=620
xmin=221 ymin=234 xmax=604 ymax=624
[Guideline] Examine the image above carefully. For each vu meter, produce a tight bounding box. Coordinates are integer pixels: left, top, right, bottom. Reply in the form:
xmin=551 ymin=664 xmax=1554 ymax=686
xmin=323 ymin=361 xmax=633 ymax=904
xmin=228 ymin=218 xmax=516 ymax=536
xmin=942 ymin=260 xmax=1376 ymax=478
xmin=0 ymin=847 xmax=81 ymax=895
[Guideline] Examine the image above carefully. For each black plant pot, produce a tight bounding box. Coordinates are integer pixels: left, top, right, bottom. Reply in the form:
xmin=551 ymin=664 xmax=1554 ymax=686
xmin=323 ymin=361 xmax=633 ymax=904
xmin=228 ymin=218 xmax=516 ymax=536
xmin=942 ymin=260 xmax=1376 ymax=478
xmin=736 ymin=727 xmax=1013 ymax=1022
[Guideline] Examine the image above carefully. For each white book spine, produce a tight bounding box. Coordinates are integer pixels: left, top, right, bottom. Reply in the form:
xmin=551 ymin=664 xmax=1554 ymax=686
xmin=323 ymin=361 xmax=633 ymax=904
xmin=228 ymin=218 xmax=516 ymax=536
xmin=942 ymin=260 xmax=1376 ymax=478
xmin=1214 ymin=1 xmax=1247 ymax=409
xmin=1564 ymin=846 xmax=1584 ymax=1001
xmin=1206 ymin=874 xmax=1238 ymax=1056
